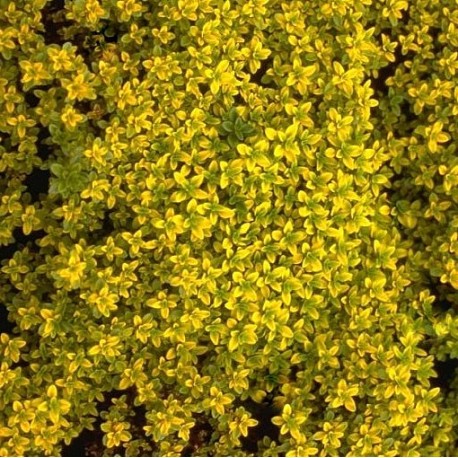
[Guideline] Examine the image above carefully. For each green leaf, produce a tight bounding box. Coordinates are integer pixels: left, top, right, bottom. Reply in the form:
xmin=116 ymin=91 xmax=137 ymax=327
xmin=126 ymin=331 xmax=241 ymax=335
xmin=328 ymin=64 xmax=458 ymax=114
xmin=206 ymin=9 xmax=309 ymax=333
xmin=221 ymin=121 xmax=234 ymax=133
xmin=50 ymin=163 xmax=64 ymax=176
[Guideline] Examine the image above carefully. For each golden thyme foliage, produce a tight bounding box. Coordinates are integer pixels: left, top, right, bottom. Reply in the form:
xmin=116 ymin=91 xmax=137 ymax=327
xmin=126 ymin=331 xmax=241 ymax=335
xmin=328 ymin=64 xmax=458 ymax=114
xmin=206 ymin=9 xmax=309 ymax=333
xmin=0 ymin=0 xmax=458 ymax=456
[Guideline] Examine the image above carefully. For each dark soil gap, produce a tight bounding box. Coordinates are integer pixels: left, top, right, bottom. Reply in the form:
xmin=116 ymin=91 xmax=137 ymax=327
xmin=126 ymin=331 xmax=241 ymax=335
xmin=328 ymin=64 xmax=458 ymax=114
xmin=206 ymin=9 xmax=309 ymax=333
xmin=431 ymin=358 xmax=458 ymax=395
xmin=0 ymin=304 xmax=15 ymax=334
xmin=250 ymin=57 xmax=275 ymax=89
xmin=239 ymin=398 xmax=281 ymax=454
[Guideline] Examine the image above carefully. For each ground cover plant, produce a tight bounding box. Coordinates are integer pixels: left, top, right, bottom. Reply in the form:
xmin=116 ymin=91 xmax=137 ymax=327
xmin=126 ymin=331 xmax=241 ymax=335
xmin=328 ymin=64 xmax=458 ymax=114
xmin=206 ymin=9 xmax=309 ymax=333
xmin=1 ymin=0 xmax=458 ymax=456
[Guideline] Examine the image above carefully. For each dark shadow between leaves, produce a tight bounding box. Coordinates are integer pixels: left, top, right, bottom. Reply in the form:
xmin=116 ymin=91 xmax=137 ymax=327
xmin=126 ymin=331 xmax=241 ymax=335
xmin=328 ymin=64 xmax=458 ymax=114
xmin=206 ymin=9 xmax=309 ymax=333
xmin=181 ymin=413 xmax=214 ymax=457
xmin=23 ymin=167 xmax=51 ymax=203
xmin=61 ymin=388 xmax=149 ymax=457
xmin=0 ymin=303 xmax=15 ymax=334
xmin=239 ymin=398 xmax=281 ymax=454
xmin=250 ymin=57 xmax=276 ymax=89
xmin=431 ymin=358 xmax=458 ymax=396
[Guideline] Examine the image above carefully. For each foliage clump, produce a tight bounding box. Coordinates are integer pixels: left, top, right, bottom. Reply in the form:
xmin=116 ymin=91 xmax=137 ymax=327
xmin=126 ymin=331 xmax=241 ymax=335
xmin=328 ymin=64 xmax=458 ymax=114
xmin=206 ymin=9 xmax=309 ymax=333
xmin=1 ymin=0 xmax=458 ymax=456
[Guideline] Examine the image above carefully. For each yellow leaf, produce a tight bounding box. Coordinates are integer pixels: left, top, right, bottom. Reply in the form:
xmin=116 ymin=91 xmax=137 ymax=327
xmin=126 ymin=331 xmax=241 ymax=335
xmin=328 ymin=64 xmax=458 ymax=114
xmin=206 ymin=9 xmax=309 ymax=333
xmin=285 ymin=122 xmax=299 ymax=139
xmin=191 ymin=226 xmax=204 ymax=240
xmin=0 ymin=427 xmax=13 ymax=437
xmin=237 ymin=143 xmax=251 ymax=155
xmin=450 ymin=270 xmax=458 ymax=289
xmin=218 ymin=207 xmax=235 ymax=218
xmin=216 ymin=59 xmax=230 ymax=73
xmin=274 ymin=144 xmax=284 ymax=158
xmin=427 ymin=140 xmax=438 ymax=153
xmin=251 ymin=389 xmax=266 ymax=403
xmin=194 ymin=189 xmax=209 ymax=199
xmin=302 ymin=64 xmax=316 ymax=77
xmin=119 ymin=377 xmax=132 ymax=390
xmin=88 ymin=345 xmax=100 ymax=356
xmin=265 ymin=127 xmax=277 ymax=140
xmin=49 ymin=409 xmax=60 ymax=424
xmin=23 ymin=221 xmax=32 ymax=235
xmin=281 ymin=326 xmax=294 ymax=339
xmin=282 ymin=290 xmax=291 ymax=305
xmin=209 ymin=332 xmax=219 ymax=345
xmin=384 ymin=384 xmax=395 ymax=399
xmin=38 ymin=401 xmax=48 ymax=412
xmin=333 ymin=61 xmax=344 ymax=75
xmin=344 ymin=397 xmax=356 ymax=412
xmin=256 ymin=154 xmax=271 ymax=168
xmin=210 ymin=80 xmax=220 ymax=95
xmin=47 ymin=384 xmax=57 ymax=398
xmin=228 ymin=334 xmax=239 ymax=352
xmin=398 ymin=214 xmax=417 ymax=229
xmin=40 ymin=309 xmax=54 ymax=320
xmin=173 ymin=171 xmax=186 ymax=185
xmin=330 ymin=398 xmax=342 ymax=409
xmin=60 ymin=400 xmax=71 ymax=414
xmin=220 ymin=174 xmax=229 ymax=189
xmin=437 ymin=132 xmax=450 ymax=143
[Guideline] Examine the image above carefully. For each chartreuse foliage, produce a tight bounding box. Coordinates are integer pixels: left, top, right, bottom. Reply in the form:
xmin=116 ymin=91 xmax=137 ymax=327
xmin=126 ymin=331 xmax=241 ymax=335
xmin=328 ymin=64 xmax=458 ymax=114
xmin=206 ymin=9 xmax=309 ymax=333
xmin=1 ymin=0 xmax=458 ymax=456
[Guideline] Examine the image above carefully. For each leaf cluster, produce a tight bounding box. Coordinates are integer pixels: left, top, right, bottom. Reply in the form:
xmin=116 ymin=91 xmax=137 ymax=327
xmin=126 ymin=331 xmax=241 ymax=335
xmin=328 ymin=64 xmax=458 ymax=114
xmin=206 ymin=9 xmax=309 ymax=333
xmin=1 ymin=0 xmax=458 ymax=456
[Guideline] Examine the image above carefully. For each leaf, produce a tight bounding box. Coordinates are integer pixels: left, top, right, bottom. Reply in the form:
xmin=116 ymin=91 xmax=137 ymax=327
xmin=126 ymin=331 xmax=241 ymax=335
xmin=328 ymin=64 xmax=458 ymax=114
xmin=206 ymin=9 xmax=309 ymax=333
xmin=216 ymin=59 xmax=230 ymax=73
xmin=333 ymin=61 xmax=345 ymax=75
xmin=285 ymin=122 xmax=299 ymax=140
xmin=0 ymin=427 xmax=13 ymax=437
xmin=47 ymin=384 xmax=58 ymax=398
xmin=49 ymin=407 xmax=60 ymax=424
xmin=228 ymin=333 xmax=239 ymax=352
xmin=173 ymin=171 xmax=187 ymax=185
xmin=218 ymin=206 xmax=235 ymax=218
xmin=282 ymin=290 xmax=291 ymax=305
xmin=119 ymin=377 xmax=132 ymax=390
xmin=221 ymin=121 xmax=234 ymax=133
xmin=235 ymin=128 xmax=246 ymax=141
xmin=344 ymin=397 xmax=356 ymax=412
xmin=50 ymin=163 xmax=64 ymax=176
xmin=265 ymin=127 xmax=277 ymax=140
xmin=210 ymin=80 xmax=220 ymax=95
xmin=280 ymin=325 xmax=294 ymax=339
xmin=237 ymin=143 xmax=251 ymax=155
xmin=209 ymin=332 xmax=219 ymax=345
xmin=450 ymin=270 xmax=458 ymax=289
xmin=88 ymin=345 xmax=101 ymax=356
xmin=60 ymin=399 xmax=71 ymax=414
xmin=40 ymin=309 xmax=54 ymax=320
xmin=220 ymin=174 xmax=229 ymax=189
xmin=38 ymin=401 xmax=48 ymax=412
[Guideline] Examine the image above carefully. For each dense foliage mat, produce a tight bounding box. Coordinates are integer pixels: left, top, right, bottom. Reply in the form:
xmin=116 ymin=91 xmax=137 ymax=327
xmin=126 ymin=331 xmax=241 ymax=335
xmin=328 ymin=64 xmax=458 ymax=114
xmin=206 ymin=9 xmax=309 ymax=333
xmin=1 ymin=0 xmax=458 ymax=456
